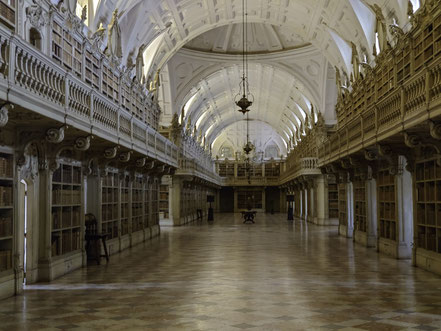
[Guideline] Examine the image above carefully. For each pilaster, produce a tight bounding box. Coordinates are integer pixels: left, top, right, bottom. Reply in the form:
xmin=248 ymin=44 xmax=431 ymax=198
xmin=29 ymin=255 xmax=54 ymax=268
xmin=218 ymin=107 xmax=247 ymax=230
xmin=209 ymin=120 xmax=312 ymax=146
xmin=170 ymin=177 xmax=183 ymax=226
xmin=395 ymin=156 xmax=413 ymax=259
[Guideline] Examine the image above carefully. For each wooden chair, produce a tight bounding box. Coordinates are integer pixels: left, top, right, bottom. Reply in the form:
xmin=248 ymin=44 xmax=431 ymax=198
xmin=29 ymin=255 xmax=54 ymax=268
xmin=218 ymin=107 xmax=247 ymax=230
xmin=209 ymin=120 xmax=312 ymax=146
xmin=85 ymin=213 xmax=109 ymax=265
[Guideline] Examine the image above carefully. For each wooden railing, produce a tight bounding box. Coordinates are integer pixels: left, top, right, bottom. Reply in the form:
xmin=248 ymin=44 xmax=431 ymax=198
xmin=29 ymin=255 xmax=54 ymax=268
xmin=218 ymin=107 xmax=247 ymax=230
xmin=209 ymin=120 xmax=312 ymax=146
xmin=0 ymin=26 xmax=179 ymax=168
xmin=318 ymin=55 xmax=441 ymax=166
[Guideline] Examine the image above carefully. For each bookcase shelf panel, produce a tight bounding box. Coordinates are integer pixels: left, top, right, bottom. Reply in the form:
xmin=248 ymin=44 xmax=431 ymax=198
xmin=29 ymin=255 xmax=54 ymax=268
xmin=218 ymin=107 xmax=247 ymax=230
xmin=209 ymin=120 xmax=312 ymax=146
xmin=51 ymin=163 xmax=83 ymax=258
xmin=120 ymin=174 xmax=129 ymax=236
xmin=338 ymin=183 xmax=347 ymax=226
xmin=51 ymin=20 xmax=82 ymax=78
xmin=354 ymin=179 xmax=367 ymax=232
xmin=0 ymin=0 xmax=16 ymax=30
xmin=378 ymin=169 xmax=397 ymax=241
xmin=132 ymin=176 xmax=144 ymax=233
xmin=328 ymin=178 xmax=338 ymax=219
xmin=159 ymin=184 xmax=169 ymax=219
xmin=237 ymin=189 xmax=263 ymax=210
xmin=151 ymin=180 xmax=159 ymax=226
xmin=101 ymin=171 xmax=119 ymax=240
xmin=415 ymin=158 xmax=441 ymax=253
xmin=0 ymin=151 xmax=13 ymax=272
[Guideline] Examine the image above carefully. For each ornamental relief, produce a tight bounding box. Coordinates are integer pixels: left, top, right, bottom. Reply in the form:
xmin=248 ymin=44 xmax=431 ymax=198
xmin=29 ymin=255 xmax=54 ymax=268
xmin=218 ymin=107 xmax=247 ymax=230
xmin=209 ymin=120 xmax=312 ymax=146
xmin=26 ymin=0 xmax=48 ymax=29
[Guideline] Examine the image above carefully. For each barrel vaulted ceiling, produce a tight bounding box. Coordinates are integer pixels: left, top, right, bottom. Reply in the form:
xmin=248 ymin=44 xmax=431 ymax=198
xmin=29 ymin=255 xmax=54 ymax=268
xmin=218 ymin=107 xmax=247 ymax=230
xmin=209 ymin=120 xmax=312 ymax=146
xmin=87 ymin=0 xmax=418 ymax=157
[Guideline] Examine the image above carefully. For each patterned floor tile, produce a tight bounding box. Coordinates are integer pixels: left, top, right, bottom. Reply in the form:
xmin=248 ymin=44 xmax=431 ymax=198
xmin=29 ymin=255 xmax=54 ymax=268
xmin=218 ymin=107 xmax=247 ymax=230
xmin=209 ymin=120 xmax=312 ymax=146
xmin=0 ymin=213 xmax=440 ymax=330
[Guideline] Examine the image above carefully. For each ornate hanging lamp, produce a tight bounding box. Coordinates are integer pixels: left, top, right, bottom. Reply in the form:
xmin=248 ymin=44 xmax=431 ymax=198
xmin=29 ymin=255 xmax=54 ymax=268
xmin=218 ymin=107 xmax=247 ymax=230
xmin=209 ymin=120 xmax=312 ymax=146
xmin=235 ymin=0 xmax=254 ymax=115
xmin=234 ymin=0 xmax=254 ymax=157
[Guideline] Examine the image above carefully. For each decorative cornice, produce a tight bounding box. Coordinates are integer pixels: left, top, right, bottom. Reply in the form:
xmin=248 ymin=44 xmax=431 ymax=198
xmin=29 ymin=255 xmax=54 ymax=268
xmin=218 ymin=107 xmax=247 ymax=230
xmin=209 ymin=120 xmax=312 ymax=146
xmin=74 ymin=135 xmax=93 ymax=151
xmin=104 ymin=146 xmax=119 ymax=159
xmin=46 ymin=125 xmax=67 ymax=144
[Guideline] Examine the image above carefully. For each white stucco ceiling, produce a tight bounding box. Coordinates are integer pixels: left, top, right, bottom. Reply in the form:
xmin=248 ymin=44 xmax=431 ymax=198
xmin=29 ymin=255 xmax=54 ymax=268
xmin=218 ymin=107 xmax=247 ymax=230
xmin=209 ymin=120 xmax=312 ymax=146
xmin=84 ymin=0 xmax=416 ymax=156
xmin=184 ymin=22 xmax=308 ymax=54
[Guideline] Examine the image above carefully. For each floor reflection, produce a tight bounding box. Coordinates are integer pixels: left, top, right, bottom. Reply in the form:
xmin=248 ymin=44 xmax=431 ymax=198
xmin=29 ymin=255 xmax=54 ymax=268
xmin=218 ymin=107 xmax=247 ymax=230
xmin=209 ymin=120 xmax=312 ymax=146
xmin=1 ymin=213 xmax=441 ymax=330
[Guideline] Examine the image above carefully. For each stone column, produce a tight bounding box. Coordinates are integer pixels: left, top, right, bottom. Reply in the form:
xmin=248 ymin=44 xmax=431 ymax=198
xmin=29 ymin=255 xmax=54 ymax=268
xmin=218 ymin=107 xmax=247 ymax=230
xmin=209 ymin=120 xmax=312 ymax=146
xmin=170 ymin=177 xmax=182 ymax=226
xmin=396 ymin=155 xmax=413 ymax=259
xmin=215 ymin=189 xmax=220 ymax=213
xmin=308 ymin=182 xmax=315 ymax=223
xmin=315 ymin=175 xmax=326 ymax=224
xmin=346 ymin=180 xmax=354 ymax=238
xmin=366 ymin=172 xmax=377 ymax=248
xmin=37 ymin=165 xmax=53 ymax=281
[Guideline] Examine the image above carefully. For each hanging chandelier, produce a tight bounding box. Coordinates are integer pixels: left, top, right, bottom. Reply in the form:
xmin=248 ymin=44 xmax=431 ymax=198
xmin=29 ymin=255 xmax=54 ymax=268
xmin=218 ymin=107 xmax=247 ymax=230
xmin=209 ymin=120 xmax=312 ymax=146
xmin=234 ymin=0 xmax=254 ymax=157
xmin=243 ymin=115 xmax=254 ymax=155
xmin=235 ymin=0 xmax=254 ymax=115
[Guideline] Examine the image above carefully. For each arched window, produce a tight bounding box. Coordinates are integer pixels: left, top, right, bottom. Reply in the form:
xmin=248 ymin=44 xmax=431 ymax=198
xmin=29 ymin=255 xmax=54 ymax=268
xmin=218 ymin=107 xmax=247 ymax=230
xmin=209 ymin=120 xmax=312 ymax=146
xmin=220 ymin=145 xmax=233 ymax=159
xmin=29 ymin=28 xmax=42 ymax=50
xmin=265 ymin=145 xmax=279 ymax=159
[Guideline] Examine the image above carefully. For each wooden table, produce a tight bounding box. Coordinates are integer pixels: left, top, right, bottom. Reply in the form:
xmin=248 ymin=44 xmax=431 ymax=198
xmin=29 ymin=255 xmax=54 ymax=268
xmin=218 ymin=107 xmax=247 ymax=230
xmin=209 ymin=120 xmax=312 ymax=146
xmin=242 ymin=211 xmax=256 ymax=224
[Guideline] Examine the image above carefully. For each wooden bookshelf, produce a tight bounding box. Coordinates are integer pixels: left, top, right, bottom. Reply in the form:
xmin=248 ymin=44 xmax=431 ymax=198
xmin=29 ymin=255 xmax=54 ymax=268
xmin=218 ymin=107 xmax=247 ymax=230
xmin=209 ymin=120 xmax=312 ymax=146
xmin=159 ymin=184 xmax=169 ymax=219
xmin=101 ymin=171 xmax=119 ymax=240
xmin=328 ymin=178 xmax=339 ymax=219
xmin=415 ymin=158 xmax=441 ymax=253
xmin=120 ymin=174 xmax=129 ymax=236
xmin=102 ymin=64 xmax=119 ymax=103
xmin=144 ymin=179 xmax=150 ymax=228
xmin=218 ymin=162 xmax=234 ymax=177
xmin=376 ymin=56 xmax=394 ymax=99
xmin=0 ymin=152 xmax=13 ymax=272
xmin=338 ymin=183 xmax=347 ymax=227
xmin=151 ymin=179 xmax=159 ymax=226
xmin=265 ymin=162 xmax=280 ymax=177
xmin=252 ymin=164 xmax=263 ymax=177
xmin=51 ymin=20 xmax=82 ymax=78
xmin=434 ymin=13 xmax=441 ymax=57
xmin=121 ymin=83 xmax=131 ymax=113
xmin=378 ymin=169 xmax=397 ymax=241
xmin=51 ymin=163 xmax=82 ymax=257
xmin=412 ymin=10 xmax=441 ymax=73
xmin=85 ymin=49 xmax=100 ymax=89
xmin=131 ymin=94 xmax=144 ymax=123
xmin=354 ymin=179 xmax=367 ymax=232
xmin=237 ymin=163 xmax=246 ymax=177
xmin=0 ymin=0 xmax=15 ymax=31
xmin=237 ymin=189 xmax=263 ymax=210
xmin=132 ymin=176 xmax=144 ymax=233
xmin=396 ymin=43 xmax=411 ymax=84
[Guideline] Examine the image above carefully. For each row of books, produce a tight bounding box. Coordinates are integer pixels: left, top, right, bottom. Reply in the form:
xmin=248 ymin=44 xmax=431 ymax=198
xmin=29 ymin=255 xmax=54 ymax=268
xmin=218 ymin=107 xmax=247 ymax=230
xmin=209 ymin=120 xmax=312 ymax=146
xmin=132 ymin=217 xmax=144 ymax=232
xmin=102 ymin=175 xmax=119 ymax=187
xmin=0 ymin=186 xmax=12 ymax=206
xmin=0 ymin=216 xmax=12 ymax=237
xmin=132 ymin=206 xmax=143 ymax=217
xmin=52 ymin=231 xmax=81 ymax=256
xmin=102 ymin=191 xmax=146 ymax=203
xmin=52 ymin=167 xmax=81 ymax=184
xmin=102 ymin=189 xmax=118 ymax=203
xmin=0 ymin=157 xmax=12 ymax=178
xmin=52 ymin=188 xmax=81 ymax=205
xmin=52 ymin=209 xmax=81 ymax=229
xmin=102 ymin=205 xmax=118 ymax=221
xmin=0 ymin=250 xmax=12 ymax=271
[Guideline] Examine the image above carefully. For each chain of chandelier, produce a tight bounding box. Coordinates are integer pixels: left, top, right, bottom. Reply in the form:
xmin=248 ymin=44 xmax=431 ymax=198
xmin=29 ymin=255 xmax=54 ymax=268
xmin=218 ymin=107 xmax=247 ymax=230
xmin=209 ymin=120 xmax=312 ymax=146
xmin=235 ymin=0 xmax=254 ymax=162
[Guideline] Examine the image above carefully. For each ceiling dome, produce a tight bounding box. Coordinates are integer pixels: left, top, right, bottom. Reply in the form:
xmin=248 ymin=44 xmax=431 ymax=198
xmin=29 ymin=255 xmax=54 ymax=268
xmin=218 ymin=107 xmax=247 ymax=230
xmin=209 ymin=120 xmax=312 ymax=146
xmin=184 ymin=23 xmax=309 ymax=54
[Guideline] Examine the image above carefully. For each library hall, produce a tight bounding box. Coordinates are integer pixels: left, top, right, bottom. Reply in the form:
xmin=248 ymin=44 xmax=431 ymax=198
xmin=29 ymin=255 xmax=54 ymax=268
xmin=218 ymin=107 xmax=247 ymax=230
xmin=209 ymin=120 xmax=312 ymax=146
xmin=2 ymin=0 xmax=441 ymax=329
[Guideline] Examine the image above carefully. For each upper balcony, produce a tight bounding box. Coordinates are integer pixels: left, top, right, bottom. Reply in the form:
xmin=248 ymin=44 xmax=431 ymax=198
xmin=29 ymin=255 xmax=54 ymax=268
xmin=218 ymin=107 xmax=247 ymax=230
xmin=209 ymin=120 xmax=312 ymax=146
xmin=215 ymin=160 xmax=284 ymax=186
xmin=318 ymin=4 xmax=441 ymax=167
xmin=0 ymin=5 xmax=179 ymax=168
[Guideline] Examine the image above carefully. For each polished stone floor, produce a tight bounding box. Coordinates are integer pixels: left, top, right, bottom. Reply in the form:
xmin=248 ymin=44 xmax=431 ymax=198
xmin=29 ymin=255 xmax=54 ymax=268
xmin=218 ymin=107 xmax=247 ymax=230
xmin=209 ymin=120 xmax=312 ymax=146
xmin=1 ymin=213 xmax=441 ymax=330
